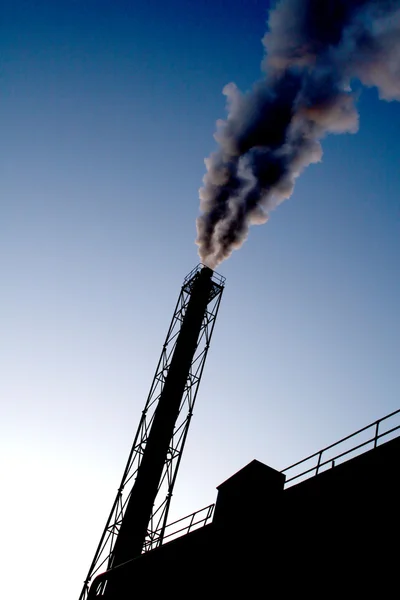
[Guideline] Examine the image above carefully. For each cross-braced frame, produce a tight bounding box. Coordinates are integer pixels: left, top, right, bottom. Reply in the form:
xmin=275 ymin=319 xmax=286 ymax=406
xmin=79 ymin=266 xmax=224 ymax=599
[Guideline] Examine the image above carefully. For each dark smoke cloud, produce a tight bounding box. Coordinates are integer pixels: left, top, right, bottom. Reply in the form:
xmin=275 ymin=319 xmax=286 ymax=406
xmin=196 ymin=0 xmax=400 ymax=268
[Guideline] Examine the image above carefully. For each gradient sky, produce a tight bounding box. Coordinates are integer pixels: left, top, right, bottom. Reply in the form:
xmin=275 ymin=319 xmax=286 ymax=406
xmin=1 ymin=1 xmax=399 ymax=598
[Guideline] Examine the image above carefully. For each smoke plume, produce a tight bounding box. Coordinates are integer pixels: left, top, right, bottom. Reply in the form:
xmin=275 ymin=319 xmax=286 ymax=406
xmin=196 ymin=0 xmax=400 ymax=268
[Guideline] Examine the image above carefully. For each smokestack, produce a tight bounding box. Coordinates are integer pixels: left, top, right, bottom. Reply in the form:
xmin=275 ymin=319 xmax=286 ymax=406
xmin=79 ymin=265 xmax=224 ymax=600
xmin=107 ymin=266 xmax=216 ymax=572
xmin=196 ymin=0 xmax=400 ymax=268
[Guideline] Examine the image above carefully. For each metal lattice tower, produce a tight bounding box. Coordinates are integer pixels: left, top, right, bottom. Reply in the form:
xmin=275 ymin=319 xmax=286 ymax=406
xmin=79 ymin=265 xmax=225 ymax=599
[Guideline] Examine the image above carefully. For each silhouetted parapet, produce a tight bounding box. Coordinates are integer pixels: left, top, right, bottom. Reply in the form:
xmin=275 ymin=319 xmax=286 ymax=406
xmin=213 ymin=459 xmax=285 ymax=531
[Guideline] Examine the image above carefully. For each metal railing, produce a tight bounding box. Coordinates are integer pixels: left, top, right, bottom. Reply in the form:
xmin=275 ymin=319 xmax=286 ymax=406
xmin=281 ymin=408 xmax=400 ymax=487
xmin=141 ymin=409 xmax=400 ymax=547
xmin=86 ymin=504 xmax=215 ymax=597
xmin=183 ymin=264 xmax=226 ymax=288
xmin=142 ymin=503 xmax=215 ymax=551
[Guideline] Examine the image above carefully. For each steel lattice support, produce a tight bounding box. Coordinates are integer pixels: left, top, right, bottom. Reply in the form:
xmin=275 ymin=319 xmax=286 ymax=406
xmin=79 ymin=265 xmax=224 ymax=599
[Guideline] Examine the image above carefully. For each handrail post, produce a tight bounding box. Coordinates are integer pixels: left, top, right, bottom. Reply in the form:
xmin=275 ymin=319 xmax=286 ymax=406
xmin=374 ymin=421 xmax=380 ymax=448
xmin=316 ymin=451 xmax=322 ymax=475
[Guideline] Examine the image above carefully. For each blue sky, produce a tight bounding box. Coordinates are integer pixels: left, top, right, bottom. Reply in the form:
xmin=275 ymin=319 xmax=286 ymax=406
xmin=1 ymin=1 xmax=399 ymax=598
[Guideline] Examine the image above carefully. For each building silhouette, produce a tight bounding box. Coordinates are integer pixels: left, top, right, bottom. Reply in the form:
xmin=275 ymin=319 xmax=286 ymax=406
xmin=81 ymin=266 xmax=399 ymax=598
xmin=87 ymin=409 xmax=399 ymax=598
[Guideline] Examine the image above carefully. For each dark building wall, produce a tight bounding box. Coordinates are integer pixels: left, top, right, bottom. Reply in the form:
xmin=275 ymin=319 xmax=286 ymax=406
xmin=94 ymin=436 xmax=400 ymax=599
xmin=281 ymin=437 xmax=400 ymax=596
